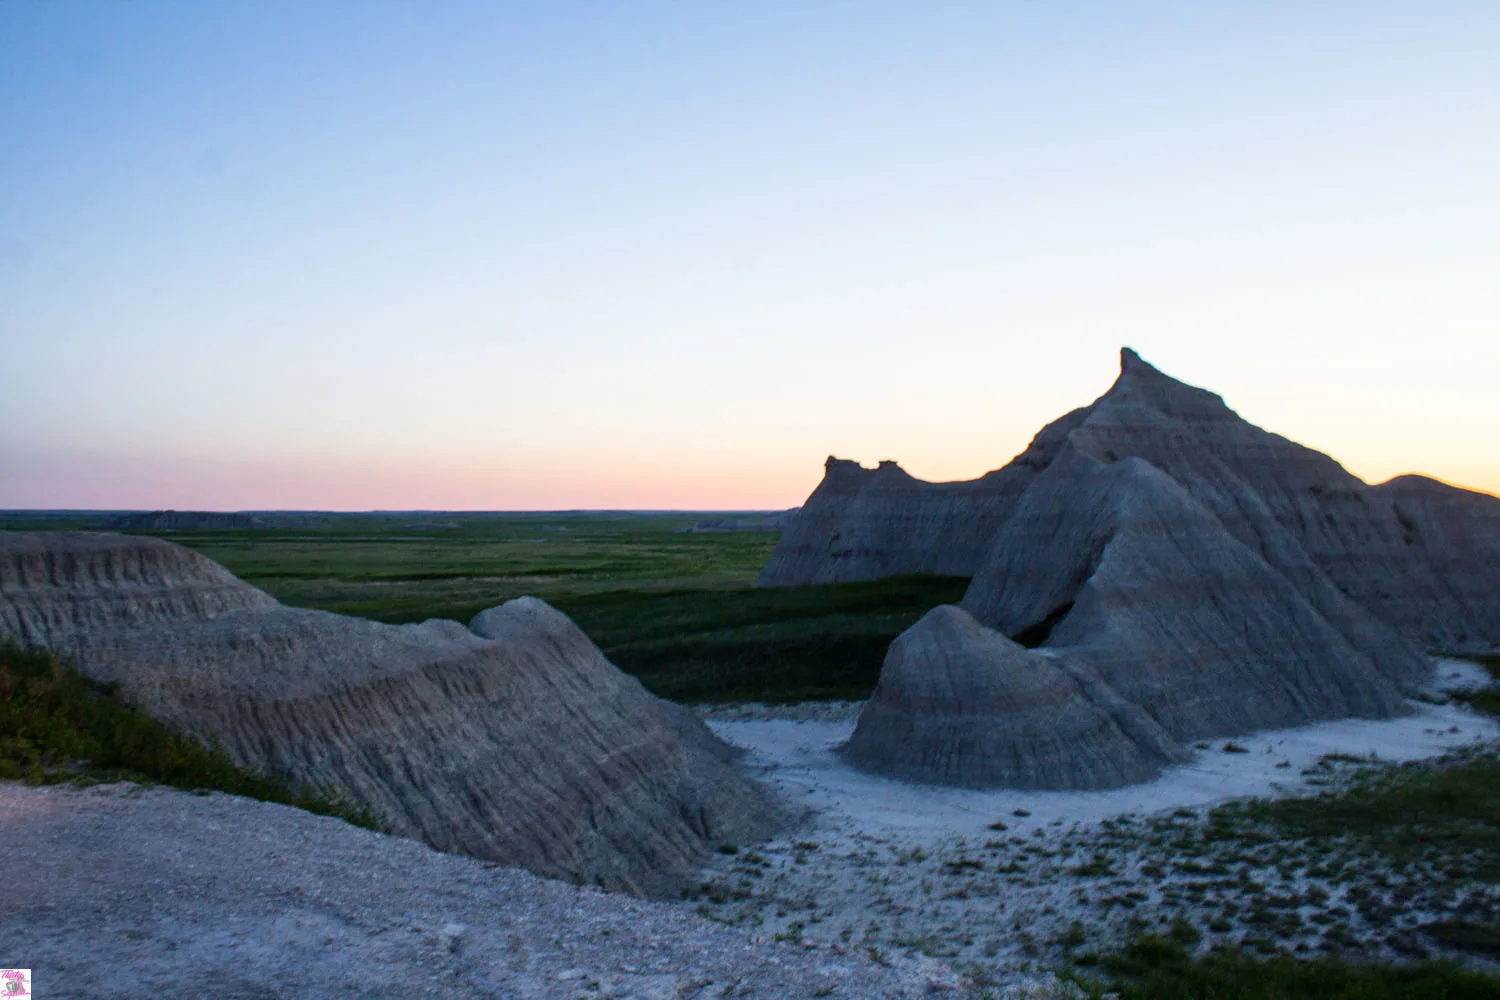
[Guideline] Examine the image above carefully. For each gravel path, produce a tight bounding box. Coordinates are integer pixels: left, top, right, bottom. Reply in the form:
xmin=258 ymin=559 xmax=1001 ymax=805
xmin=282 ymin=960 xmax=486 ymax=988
xmin=0 ymin=781 xmax=974 ymax=999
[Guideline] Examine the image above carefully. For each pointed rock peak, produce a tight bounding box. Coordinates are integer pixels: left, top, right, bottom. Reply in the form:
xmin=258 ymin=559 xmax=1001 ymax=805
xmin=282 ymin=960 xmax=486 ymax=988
xmin=1118 ymin=346 xmax=1171 ymax=378
xmin=1102 ymin=347 xmax=1229 ymax=419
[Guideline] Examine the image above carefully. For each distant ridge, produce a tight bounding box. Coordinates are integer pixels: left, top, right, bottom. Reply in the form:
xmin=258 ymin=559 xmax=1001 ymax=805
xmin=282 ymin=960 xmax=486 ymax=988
xmin=107 ymin=510 xmax=261 ymax=530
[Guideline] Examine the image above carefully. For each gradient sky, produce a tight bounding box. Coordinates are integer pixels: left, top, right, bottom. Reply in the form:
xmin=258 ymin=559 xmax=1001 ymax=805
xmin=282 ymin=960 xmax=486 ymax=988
xmin=2 ymin=2 xmax=1497 ymax=510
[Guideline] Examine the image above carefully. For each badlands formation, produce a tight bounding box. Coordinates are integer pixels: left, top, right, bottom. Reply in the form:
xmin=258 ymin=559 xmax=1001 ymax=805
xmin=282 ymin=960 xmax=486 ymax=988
xmin=766 ymin=349 xmax=1500 ymax=789
xmin=0 ymin=530 xmax=780 ymax=897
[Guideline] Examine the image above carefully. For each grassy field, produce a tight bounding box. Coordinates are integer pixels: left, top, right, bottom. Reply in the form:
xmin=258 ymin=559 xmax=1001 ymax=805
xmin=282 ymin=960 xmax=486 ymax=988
xmin=1 ymin=512 xmax=966 ymax=703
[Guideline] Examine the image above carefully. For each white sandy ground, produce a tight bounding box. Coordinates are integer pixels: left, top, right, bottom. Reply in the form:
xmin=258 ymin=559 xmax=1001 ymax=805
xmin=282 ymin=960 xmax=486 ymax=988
xmin=681 ymin=660 xmax=1500 ymax=986
xmin=0 ymin=782 xmax=982 ymax=1000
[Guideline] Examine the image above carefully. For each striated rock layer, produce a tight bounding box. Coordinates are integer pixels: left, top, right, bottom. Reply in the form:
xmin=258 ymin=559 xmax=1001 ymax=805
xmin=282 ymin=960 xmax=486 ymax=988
xmin=0 ymin=531 xmax=780 ymax=897
xmin=771 ymin=349 xmax=1500 ymax=788
xmin=845 ymin=604 xmax=1183 ymax=789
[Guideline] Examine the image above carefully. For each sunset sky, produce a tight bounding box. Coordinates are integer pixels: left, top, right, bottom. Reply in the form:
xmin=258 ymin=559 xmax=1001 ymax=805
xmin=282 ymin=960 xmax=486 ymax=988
xmin=3 ymin=3 xmax=1496 ymax=510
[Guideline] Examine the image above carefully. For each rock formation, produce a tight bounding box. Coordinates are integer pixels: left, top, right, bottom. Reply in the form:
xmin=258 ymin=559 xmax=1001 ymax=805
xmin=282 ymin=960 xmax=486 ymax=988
xmin=0 ymin=531 xmax=781 ymax=897
xmin=756 ymin=460 xmax=1028 ymax=585
xmin=765 ymin=349 xmax=1500 ymax=788
xmin=691 ymin=509 xmax=799 ymax=533
xmin=844 ymin=604 xmax=1183 ymax=788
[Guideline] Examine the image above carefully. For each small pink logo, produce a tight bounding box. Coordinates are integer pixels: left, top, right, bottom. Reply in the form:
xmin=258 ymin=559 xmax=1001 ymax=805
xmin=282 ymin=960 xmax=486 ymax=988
xmin=0 ymin=970 xmax=30 ymax=997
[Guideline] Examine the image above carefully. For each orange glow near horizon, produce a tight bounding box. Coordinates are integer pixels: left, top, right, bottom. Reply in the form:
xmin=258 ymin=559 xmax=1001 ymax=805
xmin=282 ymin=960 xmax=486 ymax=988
xmin=5 ymin=432 xmax=1496 ymax=513
xmin=5 ymin=6 xmax=1499 ymax=516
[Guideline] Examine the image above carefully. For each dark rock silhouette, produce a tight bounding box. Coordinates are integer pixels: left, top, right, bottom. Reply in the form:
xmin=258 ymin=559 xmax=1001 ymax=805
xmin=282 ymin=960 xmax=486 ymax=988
xmin=765 ymin=349 xmax=1500 ymax=788
xmin=0 ymin=531 xmax=781 ymax=896
xmin=106 ymin=510 xmax=262 ymax=530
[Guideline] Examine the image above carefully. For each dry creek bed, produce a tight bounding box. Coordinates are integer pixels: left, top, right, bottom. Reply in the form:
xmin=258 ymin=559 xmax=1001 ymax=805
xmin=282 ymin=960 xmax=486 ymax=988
xmin=688 ymin=667 xmax=1500 ymax=987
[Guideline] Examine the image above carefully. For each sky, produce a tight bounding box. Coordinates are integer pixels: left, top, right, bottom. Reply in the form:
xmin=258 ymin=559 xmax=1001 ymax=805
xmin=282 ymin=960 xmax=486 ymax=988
xmin=2 ymin=2 xmax=1497 ymax=510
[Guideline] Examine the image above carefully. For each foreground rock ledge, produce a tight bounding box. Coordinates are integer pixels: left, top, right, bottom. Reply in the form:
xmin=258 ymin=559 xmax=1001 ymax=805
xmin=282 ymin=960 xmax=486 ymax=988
xmin=0 ymin=530 xmax=781 ymax=896
xmin=0 ymin=781 xmax=970 ymax=1000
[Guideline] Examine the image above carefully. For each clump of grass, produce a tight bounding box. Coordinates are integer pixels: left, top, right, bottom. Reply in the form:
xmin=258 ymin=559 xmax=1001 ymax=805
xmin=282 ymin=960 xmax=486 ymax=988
xmin=1435 ymin=653 xmax=1500 ymax=718
xmin=1422 ymin=920 xmax=1500 ymax=959
xmin=1454 ymin=688 xmax=1500 ymax=716
xmin=0 ymin=643 xmax=381 ymax=830
xmin=1077 ymin=935 xmax=1500 ymax=999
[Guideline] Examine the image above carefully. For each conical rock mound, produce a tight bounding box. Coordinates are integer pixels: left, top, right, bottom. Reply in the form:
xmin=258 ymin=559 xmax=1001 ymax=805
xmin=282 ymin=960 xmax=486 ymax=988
xmin=0 ymin=531 xmax=781 ymax=897
xmin=845 ymin=604 xmax=1180 ymax=788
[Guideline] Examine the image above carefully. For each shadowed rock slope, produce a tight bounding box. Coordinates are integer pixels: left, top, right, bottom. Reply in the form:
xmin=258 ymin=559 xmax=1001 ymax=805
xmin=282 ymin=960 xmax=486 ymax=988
xmin=777 ymin=349 xmax=1500 ymax=788
xmin=844 ymin=604 xmax=1184 ymax=788
xmin=0 ymin=531 xmax=781 ymax=896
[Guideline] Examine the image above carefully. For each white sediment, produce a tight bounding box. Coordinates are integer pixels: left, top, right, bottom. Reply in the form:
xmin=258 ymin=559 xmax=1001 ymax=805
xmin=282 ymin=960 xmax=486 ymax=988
xmin=708 ymin=696 xmax=1497 ymax=839
xmin=686 ymin=678 xmax=1500 ymax=980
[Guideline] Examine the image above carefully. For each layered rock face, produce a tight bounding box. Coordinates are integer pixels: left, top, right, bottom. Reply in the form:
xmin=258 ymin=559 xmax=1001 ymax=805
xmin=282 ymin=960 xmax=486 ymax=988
xmin=845 ymin=604 xmax=1182 ymax=789
xmin=0 ymin=531 xmax=278 ymax=648
xmin=773 ymin=349 xmax=1500 ymax=788
xmin=756 ymin=459 xmax=1033 ymax=585
xmin=0 ymin=532 xmax=780 ymax=897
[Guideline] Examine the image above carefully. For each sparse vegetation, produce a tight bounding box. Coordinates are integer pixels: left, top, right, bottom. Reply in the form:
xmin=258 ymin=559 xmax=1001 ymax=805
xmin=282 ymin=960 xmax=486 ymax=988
xmin=1081 ymin=935 xmax=1500 ymax=999
xmin=0 ymin=643 xmax=381 ymax=830
xmin=1446 ymin=652 xmax=1500 ymax=718
xmin=1217 ymin=747 xmax=1500 ymax=877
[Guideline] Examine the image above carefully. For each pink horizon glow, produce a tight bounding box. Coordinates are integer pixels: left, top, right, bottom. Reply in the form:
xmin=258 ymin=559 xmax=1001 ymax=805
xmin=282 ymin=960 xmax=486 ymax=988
xmin=4 ymin=447 xmax=1495 ymax=512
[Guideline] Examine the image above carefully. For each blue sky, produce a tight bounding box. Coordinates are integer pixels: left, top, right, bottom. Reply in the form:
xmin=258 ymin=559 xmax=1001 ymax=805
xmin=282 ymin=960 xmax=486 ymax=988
xmin=2 ymin=2 xmax=1497 ymax=508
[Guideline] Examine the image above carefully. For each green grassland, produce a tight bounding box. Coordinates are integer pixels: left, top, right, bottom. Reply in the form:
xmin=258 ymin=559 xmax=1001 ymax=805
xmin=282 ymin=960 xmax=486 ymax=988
xmin=2 ymin=511 xmax=966 ymax=703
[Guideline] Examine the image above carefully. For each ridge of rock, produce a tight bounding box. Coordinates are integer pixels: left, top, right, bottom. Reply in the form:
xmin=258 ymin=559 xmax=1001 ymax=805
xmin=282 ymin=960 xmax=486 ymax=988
xmin=106 ymin=510 xmax=262 ymax=530
xmin=769 ymin=349 xmax=1500 ymax=789
xmin=0 ymin=531 xmax=782 ymax=897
